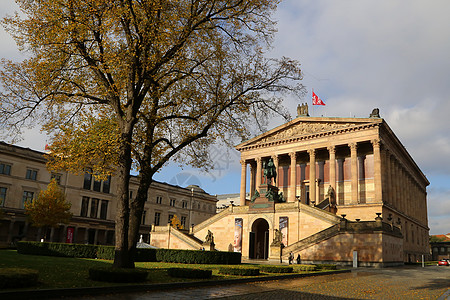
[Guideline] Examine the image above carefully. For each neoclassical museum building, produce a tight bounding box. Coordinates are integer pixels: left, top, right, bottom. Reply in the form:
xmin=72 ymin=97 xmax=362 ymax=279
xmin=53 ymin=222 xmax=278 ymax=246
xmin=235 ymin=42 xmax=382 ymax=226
xmin=151 ymin=109 xmax=430 ymax=267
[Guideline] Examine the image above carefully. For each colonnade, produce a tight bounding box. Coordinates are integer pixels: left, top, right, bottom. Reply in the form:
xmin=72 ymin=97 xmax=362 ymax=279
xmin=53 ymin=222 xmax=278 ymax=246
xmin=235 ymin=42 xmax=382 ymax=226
xmin=239 ymin=140 xmax=383 ymax=207
xmin=382 ymin=149 xmax=428 ymax=225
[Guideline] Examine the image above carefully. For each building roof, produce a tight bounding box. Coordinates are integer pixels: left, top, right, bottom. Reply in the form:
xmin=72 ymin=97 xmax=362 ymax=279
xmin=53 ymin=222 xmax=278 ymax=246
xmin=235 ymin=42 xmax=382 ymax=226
xmin=432 ymin=234 xmax=450 ymax=242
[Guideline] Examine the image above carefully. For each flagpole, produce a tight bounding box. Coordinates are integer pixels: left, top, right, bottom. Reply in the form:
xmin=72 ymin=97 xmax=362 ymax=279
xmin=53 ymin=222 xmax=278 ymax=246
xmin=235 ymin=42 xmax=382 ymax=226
xmin=311 ymin=89 xmax=314 ymax=117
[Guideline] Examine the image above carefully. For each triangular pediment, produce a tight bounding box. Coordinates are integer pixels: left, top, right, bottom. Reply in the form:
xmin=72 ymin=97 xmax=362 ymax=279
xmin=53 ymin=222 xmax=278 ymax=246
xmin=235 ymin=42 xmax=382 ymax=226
xmin=236 ymin=117 xmax=382 ymax=149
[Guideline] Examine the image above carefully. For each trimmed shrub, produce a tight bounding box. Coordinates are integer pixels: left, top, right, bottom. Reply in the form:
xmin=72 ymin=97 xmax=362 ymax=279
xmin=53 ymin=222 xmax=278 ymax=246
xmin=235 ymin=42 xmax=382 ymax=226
xmin=17 ymin=241 xmax=97 ymax=258
xmin=0 ymin=268 xmax=39 ymax=289
xmin=259 ymin=265 xmax=293 ymax=273
xmin=88 ymin=267 xmax=148 ymax=283
xmin=167 ymin=268 xmax=212 ymax=279
xmin=316 ymin=264 xmax=337 ymax=270
xmin=295 ymin=264 xmax=318 ymax=272
xmin=97 ymin=245 xmax=115 ymax=260
xmin=135 ymin=248 xmax=157 ymax=262
xmin=156 ymin=249 xmax=241 ymax=264
xmin=17 ymin=242 xmax=241 ymax=265
xmin=219 ymin=267 xmax=260 ymax=276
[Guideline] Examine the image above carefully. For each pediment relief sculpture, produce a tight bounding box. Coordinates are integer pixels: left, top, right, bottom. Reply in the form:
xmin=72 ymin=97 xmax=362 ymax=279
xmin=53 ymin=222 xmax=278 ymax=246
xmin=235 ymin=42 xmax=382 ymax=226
xmin=256 ymin=122 xmax=357 ymax=144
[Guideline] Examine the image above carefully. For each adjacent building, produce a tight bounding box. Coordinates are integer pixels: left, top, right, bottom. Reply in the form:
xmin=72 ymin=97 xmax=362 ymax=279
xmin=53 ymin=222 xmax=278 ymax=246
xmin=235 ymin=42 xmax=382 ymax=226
xmin=0 ymin=142 xmax=217 ymax=247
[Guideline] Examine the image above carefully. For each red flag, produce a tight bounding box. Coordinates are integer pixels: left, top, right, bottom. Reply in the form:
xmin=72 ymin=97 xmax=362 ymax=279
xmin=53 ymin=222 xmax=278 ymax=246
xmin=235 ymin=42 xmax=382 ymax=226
xmin=312 ymin=90 xmax=325 ymax=105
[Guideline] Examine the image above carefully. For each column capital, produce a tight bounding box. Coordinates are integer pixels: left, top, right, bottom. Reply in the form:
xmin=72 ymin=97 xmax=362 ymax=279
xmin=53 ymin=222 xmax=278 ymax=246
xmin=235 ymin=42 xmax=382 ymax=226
xmin=271 ymin=154 xmax=279 ymax=163
xmin=255 ymin=157 xmax=262 ymax=163
xmin=349 ymin=142 xmax=357 ymax=151
xmin=289 ymin=152 xmax=297 ymax=160
xmin=308 ymin=149 xmax=316 ymax=157
xmin=327 ymin=145 xmax=336 ymax=154
xmin=240 ymin=159 xmax=247 ymax=166
xmin=371 ymin=138 xmax=381 ymax=148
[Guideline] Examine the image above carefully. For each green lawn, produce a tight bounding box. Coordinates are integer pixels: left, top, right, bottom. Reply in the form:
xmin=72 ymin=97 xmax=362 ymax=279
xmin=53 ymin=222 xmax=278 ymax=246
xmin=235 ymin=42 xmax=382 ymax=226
xmin=0 ymin=250 xmax=333 ymax=291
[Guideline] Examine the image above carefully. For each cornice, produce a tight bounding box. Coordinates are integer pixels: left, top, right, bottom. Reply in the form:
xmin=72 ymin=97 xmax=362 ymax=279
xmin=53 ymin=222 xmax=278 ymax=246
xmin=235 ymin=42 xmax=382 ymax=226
xmin=237 ymin=123 xmax=380 ymax=152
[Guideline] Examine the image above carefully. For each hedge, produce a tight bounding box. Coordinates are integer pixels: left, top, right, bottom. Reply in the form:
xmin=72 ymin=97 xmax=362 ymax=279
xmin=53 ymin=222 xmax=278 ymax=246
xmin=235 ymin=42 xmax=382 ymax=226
xmin=167 ymin=268 xmax=212 ymax=279
xmin=295 ymin=264 xmax=317 ymax=272
xmin=156 ymin=249 xmax=241 ymax=264
xmin=316 ymin=264 xmax=337 ymax=270
xmin=259 ymin=265 xmax=293 ymax=273
xmin=17 ymin=241 xmax=97 ymax=258
xmin=88 ymin=267 xmax=148 ymax=283
xmin=219 ymin=267 xmax=260 ymax=276
xmin=17 ymin=242 xmax=241 ymax=265
xmin=0 ymin=268 xmax=39 ymax=289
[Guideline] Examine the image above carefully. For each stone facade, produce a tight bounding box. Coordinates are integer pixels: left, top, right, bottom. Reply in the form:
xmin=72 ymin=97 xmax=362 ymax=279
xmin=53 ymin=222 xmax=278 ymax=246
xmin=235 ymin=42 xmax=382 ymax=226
xmin=0 ymin=142 xmax=217 ymax=246
xmin=150 ymin=114 xmax=430 ymax=266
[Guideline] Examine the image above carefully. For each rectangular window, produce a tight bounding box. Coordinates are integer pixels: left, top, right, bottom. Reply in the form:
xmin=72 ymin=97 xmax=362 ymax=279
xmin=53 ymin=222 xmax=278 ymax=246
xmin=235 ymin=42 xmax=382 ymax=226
xmin=154 ymin=212 xmax=161 ymax=226
xmin=170 ymin=199 xmax=176 ymax=207
xmin=99 ymin=200 xmax=108 ymax=219
xmin=0 ymin=163 xmax=11 ymax=175
xmin=90 ymin=198 xmax=99 ymax=218
xmin=156 ymin=196 xmax=162 ymax=204
xmin=80 ymin=196 xmax=90 ymax=217
xmin=51 ymin=173 xmax=62 ymax=185
xmin=181 ymin=216 xmax=187 ymax=228
xmin=102 ymin=175 xmax=111 ymax=194
xmin=182 ymin=201 xmax=188 ymax=209
xmin=93 ymin=177 xmax=102 ymax=192
xmin=142 ymin=210 xmax=147 ymax=225
xmin=22 ymin=191 xmax=34 ymax=208
xmin=0 ymin=187 xmax=6 ymax=207
xmin=26 ymin=169 xmax=38 ymax=180
xmin=168 ymin=214 xmax=174 ymax=224
xmin=83 ymin=170 xmax=92 ymax=190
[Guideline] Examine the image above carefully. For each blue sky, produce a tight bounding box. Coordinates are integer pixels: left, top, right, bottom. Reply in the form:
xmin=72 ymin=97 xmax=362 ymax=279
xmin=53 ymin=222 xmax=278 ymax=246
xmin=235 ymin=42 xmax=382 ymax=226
xmin=1 ymin=0 xmax=449 ymax=235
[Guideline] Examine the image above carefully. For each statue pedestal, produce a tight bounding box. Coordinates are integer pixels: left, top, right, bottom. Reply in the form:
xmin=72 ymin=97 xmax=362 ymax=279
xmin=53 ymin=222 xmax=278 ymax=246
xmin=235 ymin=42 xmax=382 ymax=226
xmin=203 ymin=242 xmax=215 ymax=251
xmin=249 ymin=184 xmax=280 ymax=212
xmin=269 ymin=244 xmax=282 ymax=260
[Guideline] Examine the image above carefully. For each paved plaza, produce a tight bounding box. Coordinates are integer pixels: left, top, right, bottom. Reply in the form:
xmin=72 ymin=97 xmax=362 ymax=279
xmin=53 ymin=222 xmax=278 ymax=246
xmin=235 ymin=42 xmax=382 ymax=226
xmin=60 ymin=265 xmax=450 ymax=300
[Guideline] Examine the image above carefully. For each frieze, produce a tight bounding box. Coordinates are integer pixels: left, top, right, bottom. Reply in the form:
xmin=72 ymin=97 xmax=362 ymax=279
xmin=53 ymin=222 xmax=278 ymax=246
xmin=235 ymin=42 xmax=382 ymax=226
xmin=256 ymin=122 xmax=356 ymax=145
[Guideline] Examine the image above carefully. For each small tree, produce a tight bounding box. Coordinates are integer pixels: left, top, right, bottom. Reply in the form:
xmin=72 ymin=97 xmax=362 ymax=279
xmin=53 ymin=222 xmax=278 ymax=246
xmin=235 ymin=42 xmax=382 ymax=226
xmin=25 ymin=179 xmax=73 ymax=240
xmin=170 ymin=215 xmax=183 ymax=230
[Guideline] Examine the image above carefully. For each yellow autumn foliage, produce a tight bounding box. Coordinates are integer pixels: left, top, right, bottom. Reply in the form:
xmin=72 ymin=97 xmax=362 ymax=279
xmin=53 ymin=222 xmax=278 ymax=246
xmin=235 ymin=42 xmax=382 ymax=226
xmin=24 ymin=179 xmax=73 ymax=228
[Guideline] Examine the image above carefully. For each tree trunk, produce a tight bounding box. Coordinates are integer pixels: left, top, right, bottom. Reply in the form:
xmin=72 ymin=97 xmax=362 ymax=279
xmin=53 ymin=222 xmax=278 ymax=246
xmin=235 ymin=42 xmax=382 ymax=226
xmin=128 ymin=174 xmax=153 ymax=260
xmin=113 ymin=131 xmax=134 ymax=268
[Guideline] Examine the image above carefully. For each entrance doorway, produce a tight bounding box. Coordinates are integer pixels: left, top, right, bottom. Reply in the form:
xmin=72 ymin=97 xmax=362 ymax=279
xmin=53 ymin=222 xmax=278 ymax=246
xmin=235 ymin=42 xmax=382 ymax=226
xmin=249 ymin=218 xmax=269 ymax=259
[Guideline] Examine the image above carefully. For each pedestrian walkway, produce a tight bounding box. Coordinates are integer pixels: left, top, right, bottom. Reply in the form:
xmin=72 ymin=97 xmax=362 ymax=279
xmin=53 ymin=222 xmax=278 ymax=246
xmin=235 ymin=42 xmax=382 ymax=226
xmin=57 ymin=265 xmax=450 ymax=300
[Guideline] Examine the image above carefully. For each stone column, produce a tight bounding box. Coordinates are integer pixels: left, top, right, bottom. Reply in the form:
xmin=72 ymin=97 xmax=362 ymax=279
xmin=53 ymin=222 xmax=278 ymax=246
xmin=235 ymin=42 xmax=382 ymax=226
xmin=372 ymin=139 xmax=382 ymax=203
xmin=349 ymin=143 xmax=358 ymax=204
xmin=272 ymin=155 xmax=279 ymax=187
xmin=256 ymin=157 xmax=262 ymax=189
xmin=383 ymin=149 xmax=390 ymax=204
xmin=249 ymin=162 xmax=256 ymax=200
xmin=328 ymin=146 xmax=336 ymax=192
xmin=7 ymin=220 xmax=15 ymax=244
xmin=289 ymin=152 xmax=297 ymax=202
xmin=240 ymin=159 xmax=247 ymax=206
xmin=391 ymin=157 xmax=398 ymax=209
xmin=308 ymin=149 xmax=316 ymax=205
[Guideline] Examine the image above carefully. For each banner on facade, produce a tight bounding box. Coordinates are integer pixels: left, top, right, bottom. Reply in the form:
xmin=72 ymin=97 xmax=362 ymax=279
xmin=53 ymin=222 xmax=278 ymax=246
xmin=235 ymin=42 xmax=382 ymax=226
xmin=234 ymin=218 xmax=243 ymax=252
xmin=279 ymin=217 xmax=288 ymax=246
xmin=66 ymin=227 xmax=74 ymax=243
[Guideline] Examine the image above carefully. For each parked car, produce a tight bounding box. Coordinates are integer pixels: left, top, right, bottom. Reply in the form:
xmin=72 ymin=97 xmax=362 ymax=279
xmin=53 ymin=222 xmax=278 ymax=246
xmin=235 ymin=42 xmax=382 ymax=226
xmin=437 ymin=259 xmax=449 ymax=266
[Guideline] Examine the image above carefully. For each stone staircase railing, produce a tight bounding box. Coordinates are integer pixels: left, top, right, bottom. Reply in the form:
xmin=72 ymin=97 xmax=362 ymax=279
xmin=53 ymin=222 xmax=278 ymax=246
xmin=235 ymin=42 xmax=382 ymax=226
xmin=282 ymin=224 xmax=340 ymax=256
xmin=192 ymin=206 xmax=233 ymax=233
xmin=170 ymin=226 xmax=204 ymax=250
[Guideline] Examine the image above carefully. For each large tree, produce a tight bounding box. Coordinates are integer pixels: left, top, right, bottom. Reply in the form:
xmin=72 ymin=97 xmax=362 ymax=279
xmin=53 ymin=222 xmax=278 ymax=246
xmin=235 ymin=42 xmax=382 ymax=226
xmin=0 ymin=0 xmax=304 ymax=268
